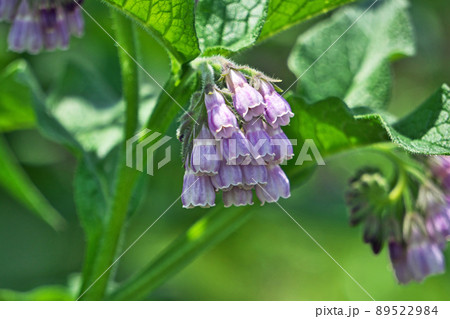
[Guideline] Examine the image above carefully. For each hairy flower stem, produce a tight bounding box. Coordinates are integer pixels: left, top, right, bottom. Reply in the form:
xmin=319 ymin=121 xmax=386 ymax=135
xmin=79 ymin=10 xmax=140 ymax=300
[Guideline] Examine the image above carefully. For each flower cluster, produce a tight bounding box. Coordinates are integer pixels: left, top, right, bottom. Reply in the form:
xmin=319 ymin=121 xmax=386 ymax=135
xmin=181 ymin=67 xmax=294 ymax=209
xmin=346 ymin=156 xmax=450 ymax=284
xmin=0 ymin=0 xmax=84 ymax=54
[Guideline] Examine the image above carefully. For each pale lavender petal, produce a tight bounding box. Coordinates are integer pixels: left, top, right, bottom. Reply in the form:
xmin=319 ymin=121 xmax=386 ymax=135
xmin=211 ymin=161 xmax=243 ymax=191
xmin=191 ymin=125 xmax=221 ymax=175
xmin=266 ymin=125 xmax=294 ymax=164
xmin=0 ymin=0 xmax=18 ymax=22
xmin=205 ymin=89 xmax=239 ymax=139
xmin=388 ymin=241 xmax=414 ymax=284
xmin=7 ymin=0 xmax=32 ymax=52
xmin=241 ymin=164 xmax=268 ymax=190
xmin=259 ymin=80 xmax=294 ymax=128
xmin=244 ymin=119 xmax=274 ymax=164
xmin=221 ymin=130 xmax=251 ymax=165
xmin=255 ymin=164 xmax=290 ymax=204
xmin=182 ymin=168 xmax=216 ymax=209
xmin=223 ymin=187 xmax=253 ymax=207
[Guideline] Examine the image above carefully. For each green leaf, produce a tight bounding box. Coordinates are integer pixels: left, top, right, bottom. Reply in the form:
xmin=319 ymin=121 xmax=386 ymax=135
xmin=48 ymin=62 xmax=123 ymax=158
xmin=372 ymin=84 xmax=450 ymax=155
xmin=0 ymin=286 xmax=73 ymax=301
xmin=0 ymin=63 xmax=36 ymax=132
xmin=259 ymin=0 xmax=356 ymax=41
xmin=195 ymin=0 xmax=269 ymax=55
xmin=104 ymin=0 xmax=200 ymax=63
xmin=288 ymin=0 xmax=415 ymax=108
xmin=284 ymin=95 xmax=388 ymax=163
xmin=0 ymin=136 xmax=65 ymax=230
xmin=284 ymin=84 xmax=450 ymax=183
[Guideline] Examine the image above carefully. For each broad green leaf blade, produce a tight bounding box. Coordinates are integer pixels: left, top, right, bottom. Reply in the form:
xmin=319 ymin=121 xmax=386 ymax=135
xmin=288 ymin=0 xmax=415 ymax=108
xmin=284 ymin=96 xmax=387 ymax=162
xmin=195 ymin=0 xmax=269 ymax=55
xmin=0 ymin=136 xmax=65 ymax=230
xmin=259 ymin=0 xmax=356 ymax=41
xmin=285 ymin=84 xmax=450 ymax=183
xmin=48 ymin=62 xmax=123 ymax=158
xmin=104 ymin=0 xmax=200 ymax=63
xmin=0 ymin=63 xmax=36 ymax=132
xmin=375 ymin=84 xmax=450 ymax=155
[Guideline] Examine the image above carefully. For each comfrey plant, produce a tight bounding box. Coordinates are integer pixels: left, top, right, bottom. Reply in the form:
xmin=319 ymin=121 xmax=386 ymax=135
xmin=346 ymin=154 xmax=450 ymax=284
xmin=0 ymin=0 xmax=449 ymax=301
xmin=178 ymin=61 xmax=294 ymax=208
xmin=0 ymin=0 xmax=84 ymax=53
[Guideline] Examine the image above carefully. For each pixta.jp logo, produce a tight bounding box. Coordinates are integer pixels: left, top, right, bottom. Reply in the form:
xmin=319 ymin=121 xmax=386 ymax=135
xmin=126 ymin=129 xmax=172 ymax=176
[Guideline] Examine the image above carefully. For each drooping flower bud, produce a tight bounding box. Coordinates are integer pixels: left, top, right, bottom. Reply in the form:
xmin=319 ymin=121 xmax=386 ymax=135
xmin=63 ymin=1 xmax=84 ymax=37
xmin=345 ymin=168 xmax=389 ymax=227
xmin=40 ymin=6 xmax=70 ymax=51
xmin=363 ymin=214 xmax=384 ymax=254
xmin=2 ymin=0 xmax=85 ymax=54
xmin=241 ymin=164 xmax=268 ymax=190
xmin=417 ymin=185 xmax=450 ymax=248
xmin=0 ymin=0 xmax=18 ymax=22
xmin=244 ymin=119 xmax=274 ymax=164
xmin=258 ymin=79 xmax=294 ymax=128
xmin=221 ymin=130 xmax=251 ymax=165
xmin=223 ymin=187 xmax=254 ymax=207
xmin=255 ymin=164 xmax=290 ymax=204
xmin=225 ymin=69 xmax=266 ymax=121
xmin=191 ymin=124 xmax=220 ymax=175
xmin=205 ymin=88 xmax=239 ymax=139
xmin=210 ymin=160 xmax=243 ymax=191
xmin=388 ymin=240 xmax=414 ymax=284
xmin=181 ymin=165 xmax=216 ymax=209
xmin=266 ymin=124 xmax=294 ymax=164
xmin=429 ymin=156 xmax=450 ymax=191
xmin=8 ymin=0 xmax=40 ymax=53
xmin=425 ymin=198 xmax=450 ymax=248
xmin=403 ymin=214 xmax=445 ymax=282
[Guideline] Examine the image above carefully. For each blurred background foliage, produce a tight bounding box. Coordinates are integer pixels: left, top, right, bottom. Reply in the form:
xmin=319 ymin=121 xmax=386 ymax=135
xmin=0 ymin=0 xmax=449 ymax=300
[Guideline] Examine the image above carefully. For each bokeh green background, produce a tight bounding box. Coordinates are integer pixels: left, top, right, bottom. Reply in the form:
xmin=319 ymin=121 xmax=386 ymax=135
xmin=0 ymin=0 xmax=449 ymax=300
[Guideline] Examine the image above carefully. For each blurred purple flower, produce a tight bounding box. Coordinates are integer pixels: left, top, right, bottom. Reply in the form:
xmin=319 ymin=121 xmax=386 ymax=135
xmin=429 ymin=156 xmax=450 ymax=191
xmin=1 ymin=0 xmax=84 ymax=54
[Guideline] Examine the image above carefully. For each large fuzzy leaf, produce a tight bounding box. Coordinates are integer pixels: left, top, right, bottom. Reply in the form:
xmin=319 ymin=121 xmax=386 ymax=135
xmin=104 ymin=0 xmax=200 ymax=63
xmin=259 ymin=0 xmax=356 ymax=41
xmin=288 ymin=0 xmax=415 ymax=108
xmin=195 ymin=0 xmax=269 ymax=55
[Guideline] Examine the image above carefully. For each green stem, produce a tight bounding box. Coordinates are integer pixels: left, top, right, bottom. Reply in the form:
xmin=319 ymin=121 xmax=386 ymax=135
xmin=107 ymin=207 xmax=254 ymax=301
xmin=112 ymin=10 xmax=139 ymax=139
xmin=79 ymin=10 xmax=140 ymax=300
